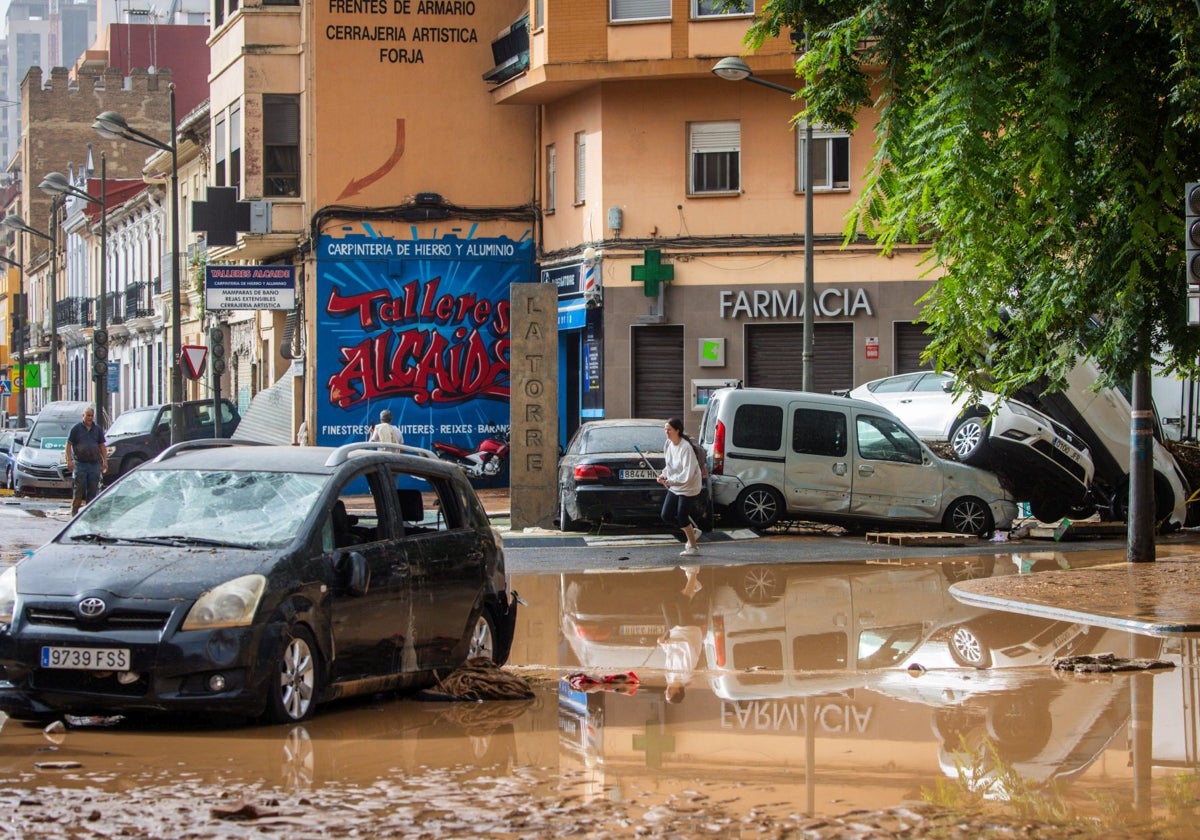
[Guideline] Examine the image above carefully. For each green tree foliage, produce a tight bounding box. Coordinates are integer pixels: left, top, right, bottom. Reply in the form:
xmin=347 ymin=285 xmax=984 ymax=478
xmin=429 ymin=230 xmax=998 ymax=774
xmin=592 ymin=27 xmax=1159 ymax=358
xmin=747 ymin=0 xmax=1200 ymax=397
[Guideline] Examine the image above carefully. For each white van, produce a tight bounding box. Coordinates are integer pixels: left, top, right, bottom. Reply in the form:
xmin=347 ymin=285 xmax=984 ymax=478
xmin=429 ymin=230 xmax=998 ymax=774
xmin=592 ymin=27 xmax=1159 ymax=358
xmin=12 ymin=400 xmax=94 ymax=496
xmin=697 ymin=387 xmax=1016 ymax=535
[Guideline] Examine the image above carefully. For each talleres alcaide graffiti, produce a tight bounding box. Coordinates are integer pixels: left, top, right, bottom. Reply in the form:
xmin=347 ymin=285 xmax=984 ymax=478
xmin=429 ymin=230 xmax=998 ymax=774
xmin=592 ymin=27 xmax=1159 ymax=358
xmin=316 ymin=225 xmax=535 ymax=486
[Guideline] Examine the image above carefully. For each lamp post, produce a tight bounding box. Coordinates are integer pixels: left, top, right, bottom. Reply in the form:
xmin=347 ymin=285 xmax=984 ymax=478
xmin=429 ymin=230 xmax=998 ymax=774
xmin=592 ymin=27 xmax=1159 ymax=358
xmin=94 ymin=83 xmax=180 ymax=444
xmin=0 ymin=248 xmax=24 ymax=427
xmin=38 ymin=155 xmax=108 ymax=424
xmin=3 ymin=207 xmax=59 ymax=402
xmin=713 ymin=54 xmax=816 ymax=393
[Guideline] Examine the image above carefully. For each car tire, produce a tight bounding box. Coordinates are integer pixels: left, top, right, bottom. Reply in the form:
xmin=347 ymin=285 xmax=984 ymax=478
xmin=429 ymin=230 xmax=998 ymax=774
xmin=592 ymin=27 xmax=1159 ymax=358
xmin=948 ymin=623 xmax=992 ymax=668
xmin=468 ymin=602 xmax=513 ymax=665
xmin=735 ymin=485 xmax=784 ymax=530
xmin=949 ymin=413 xmax=991 ymax=465
xmin=941 ymin=557 xmax=995 ymax=583
xmin=1029 ymin=496 xmax=1068 ymax=524
xmin=264 ymin=625 xmax=321 ymax=724
xmin=943 ymin=496 xmax=994 ymax=537
xmin=559 ymin=494 xmax=583 ymax=532
xmin=120 ymin=453 xmax=147 ymax=476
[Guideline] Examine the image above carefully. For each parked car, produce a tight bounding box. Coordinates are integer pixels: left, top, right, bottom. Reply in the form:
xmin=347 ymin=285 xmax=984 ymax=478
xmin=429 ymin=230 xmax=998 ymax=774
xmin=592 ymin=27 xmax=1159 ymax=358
xmin=104 ymin=398 xmax=241 ymax=481
xmin=0 ymin=429 xmax=26 ymax=489
xmin=557 ymin=418 xmax=712 ymax=533
xmin=698 ymin=387 xmax=1017 ymax=535
xmin=0 ymin=439 xmax=518 ymax=723
xmin=849 ymin=372 xmax=1095 ymax=522
xmin=12 ymin=400 xmax=94 ymax=496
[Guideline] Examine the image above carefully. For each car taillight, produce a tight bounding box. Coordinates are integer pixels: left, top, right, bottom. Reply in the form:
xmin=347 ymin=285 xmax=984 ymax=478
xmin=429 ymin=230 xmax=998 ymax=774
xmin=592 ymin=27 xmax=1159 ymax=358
xmin=574 ymin=622 xmax=613 ymax=641
xmin=711 ymin=614 xmax=726 ymax=668
xmin=713 ymin=420 xmax=726 ymax=475
xmin=573 ymin=464 xmax=614 ymax=482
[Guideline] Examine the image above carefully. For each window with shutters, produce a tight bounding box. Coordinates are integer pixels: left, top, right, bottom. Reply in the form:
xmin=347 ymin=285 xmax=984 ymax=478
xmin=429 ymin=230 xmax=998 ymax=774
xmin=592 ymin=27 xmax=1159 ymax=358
xmin=229 ymin=104 xmax=242 ymax=195
xmin=263 ymin=95 xmax=301 ymax=197
xmin=797 ymin=125 xmax=851 ymax=191
xmin=689 ymin=121 xmax=740 ymax=195
xmin=611 ymin=0 xmax=670 ymax=22
xmin=574 ymin=132 xmax=586 ymax=205
xmin=214 ymin=115 xmax=227 ymax=187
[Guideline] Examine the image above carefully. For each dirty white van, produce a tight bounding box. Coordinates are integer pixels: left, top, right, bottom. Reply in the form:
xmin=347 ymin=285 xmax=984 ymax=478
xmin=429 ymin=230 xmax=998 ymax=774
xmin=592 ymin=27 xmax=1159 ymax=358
xmin=12 ymin=400 xmax=94 ymax=496
xmin=697 ymin=387 xmax=1016 ymax=535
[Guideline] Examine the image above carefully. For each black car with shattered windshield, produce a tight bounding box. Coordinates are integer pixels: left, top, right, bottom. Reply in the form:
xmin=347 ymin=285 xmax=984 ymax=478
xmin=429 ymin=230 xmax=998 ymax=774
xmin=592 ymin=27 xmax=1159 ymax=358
xmin=0 ymin=440 xmax=517 ymax=723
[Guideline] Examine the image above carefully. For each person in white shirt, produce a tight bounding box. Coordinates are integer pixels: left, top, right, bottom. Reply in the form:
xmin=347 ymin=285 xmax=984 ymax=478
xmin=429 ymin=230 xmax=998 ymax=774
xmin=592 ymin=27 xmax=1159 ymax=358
xmin=657 ymin=417 xmax=703 ymax=556
xmin=368 ymin=409 xmax=404 ymax=445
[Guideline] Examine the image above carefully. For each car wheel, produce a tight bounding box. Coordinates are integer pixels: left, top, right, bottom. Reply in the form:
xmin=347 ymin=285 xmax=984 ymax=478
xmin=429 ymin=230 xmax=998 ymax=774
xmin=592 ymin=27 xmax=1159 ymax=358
xmin=941 ymin=557 xmax=995 ymax=583
xmin=264 ymin=626 xmax=321 ymax=724
xmin=1029 ymin=496 xmax=1068 ymax=524
xmin=468 ymin=603 xmax=513 ymax=665
xmin=120 ymin=453 xmax=147 ymax=476
xmin=559 ymin=494 xmax=582 ymax=532
xmin=948 ymin=623 xmax=992 ymax=668
xmin=943 ymin=496 xmax=994 ymax=537
xmin=736 ymin=485 xmax=784 ymax=530
xmin=740 ymin=565 xmax=780 ymax=604
xmin=949 ymin=414 xmax=990 ymax=465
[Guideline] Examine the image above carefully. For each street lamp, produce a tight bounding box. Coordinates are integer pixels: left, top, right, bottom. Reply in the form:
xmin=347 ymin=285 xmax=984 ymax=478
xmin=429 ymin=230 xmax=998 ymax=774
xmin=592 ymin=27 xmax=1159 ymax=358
xmin=3 ymin=206 xmax=59 ymax=402
xmin=93 ymin=83 xmax=180 ymax=444
xmin=713 ymin=55 xmax=816 ymax=393
xmin=0 ymin=247 xmax=24 ymax=427
xmin=38 ymin=155 xmax=108 ymax=424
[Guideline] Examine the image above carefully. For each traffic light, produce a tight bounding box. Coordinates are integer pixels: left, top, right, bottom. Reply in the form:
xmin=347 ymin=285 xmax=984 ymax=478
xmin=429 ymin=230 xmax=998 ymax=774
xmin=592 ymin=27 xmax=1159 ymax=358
xmin=210 ymin=326 xmax=226 ymax=375
xmin=92 ymin=328 xmax=108 ymax=362
xmin=1188 ymin=183 xmax=1200 ymax=325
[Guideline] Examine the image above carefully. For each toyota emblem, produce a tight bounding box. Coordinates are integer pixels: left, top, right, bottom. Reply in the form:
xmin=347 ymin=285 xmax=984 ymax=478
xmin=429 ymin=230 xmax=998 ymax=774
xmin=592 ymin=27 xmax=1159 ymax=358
xmin=78 ymin=597 xmax=107 ymax=618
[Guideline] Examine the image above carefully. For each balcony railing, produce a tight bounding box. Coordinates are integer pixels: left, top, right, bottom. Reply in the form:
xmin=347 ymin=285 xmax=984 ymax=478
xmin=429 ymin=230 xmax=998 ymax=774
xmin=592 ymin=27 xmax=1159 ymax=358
xmin=124 ymin=281 xmax=153 ymax=319
xmin=56 ymin=296 xmax=94 ymax=328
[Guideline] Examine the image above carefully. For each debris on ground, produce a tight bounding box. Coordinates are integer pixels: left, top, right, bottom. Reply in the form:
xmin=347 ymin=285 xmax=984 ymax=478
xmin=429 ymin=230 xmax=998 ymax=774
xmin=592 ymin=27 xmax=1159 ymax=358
xmin=1053 ymin=652 xmax=1175 ymax=673
xmin=431 ymin=657 xmax=534 ymax=701
xmin=566 ymin=671 xmax=640 ymax=694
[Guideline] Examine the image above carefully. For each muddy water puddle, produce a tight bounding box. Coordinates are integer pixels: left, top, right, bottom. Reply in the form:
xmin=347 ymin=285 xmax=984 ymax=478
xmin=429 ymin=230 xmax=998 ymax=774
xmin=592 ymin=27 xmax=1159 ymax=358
xmin=0 ymin=554 xmax=1198 ymax=837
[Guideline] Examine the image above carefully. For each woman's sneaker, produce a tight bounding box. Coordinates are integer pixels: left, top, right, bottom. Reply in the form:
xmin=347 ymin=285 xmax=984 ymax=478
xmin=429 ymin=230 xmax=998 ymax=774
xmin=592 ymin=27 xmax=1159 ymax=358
xmin=680 ymin=545 xmax=699 ymax=557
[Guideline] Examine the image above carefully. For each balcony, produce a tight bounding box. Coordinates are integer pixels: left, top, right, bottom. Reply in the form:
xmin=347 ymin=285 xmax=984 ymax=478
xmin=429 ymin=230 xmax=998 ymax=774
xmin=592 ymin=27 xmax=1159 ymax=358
xmin=56 ymin=297 xmax=94 ymax=328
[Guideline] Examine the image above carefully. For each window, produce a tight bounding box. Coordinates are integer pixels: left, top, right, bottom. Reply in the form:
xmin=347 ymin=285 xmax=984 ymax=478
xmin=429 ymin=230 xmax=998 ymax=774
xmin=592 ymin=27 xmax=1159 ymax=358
xmin=792 ymin=408 xmax=846 ymax=457
xmin=534 ymin=0 xmax=545 ymax=29
xmin=731 ymin=403 xmax=782 ymax=451
xmin=694 ymin=0 xmax=752 ymax=17
xmin=689 ymin=121 xmax=740 ymax=195
xmin=574 ymin=132 xmax=586 ymax=205
xmin=611 ymin=0 xmax=670 ymax=22
xmin=214 ymin=115 xmax=227 ymax=187
xmin=856 ymin=415 xmax=923 ymax=465
xmin=263 ymin=95 xmax=301 ymax=197
xmin=229 ymin=104 xmax=242 ymax=195
xmin=797 ymin=125 xmax=850 ymax=191
xmin=545 ymin=144 xmax=556 ymax=214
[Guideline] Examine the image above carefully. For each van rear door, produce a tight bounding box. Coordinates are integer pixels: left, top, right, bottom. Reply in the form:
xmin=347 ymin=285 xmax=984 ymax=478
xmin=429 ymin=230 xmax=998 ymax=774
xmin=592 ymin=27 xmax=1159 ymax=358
xmin=783 ymin=402 xmax=852 ymax=514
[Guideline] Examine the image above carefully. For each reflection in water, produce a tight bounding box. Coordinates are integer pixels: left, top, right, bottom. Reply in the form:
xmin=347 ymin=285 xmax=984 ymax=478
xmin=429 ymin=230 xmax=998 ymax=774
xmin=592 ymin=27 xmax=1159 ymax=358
xmin=0 ymin=557 xmax=1196 ymax=835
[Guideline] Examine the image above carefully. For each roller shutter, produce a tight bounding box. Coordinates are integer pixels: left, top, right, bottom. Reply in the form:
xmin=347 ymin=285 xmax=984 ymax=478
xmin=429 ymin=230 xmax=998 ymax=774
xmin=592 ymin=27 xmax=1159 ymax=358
xmin=632 ymin=325 xmax=684 ymax=418
xmin=745 ymin=323 xmax=854 ymax=395
xmin=894 ymin=322 xmax=930 ymax=373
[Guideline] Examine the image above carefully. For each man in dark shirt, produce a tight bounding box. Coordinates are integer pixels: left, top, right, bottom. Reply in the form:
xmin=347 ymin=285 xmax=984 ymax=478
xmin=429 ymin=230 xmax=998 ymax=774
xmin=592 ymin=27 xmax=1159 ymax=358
xmin=65 ymin=407 xmax=108 ymax=516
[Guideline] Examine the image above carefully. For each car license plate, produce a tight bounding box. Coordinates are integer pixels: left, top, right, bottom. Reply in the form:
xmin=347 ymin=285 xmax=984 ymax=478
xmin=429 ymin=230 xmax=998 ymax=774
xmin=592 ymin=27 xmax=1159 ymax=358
xmin=41 ymin=646 xmax=130 ymax=671
xmin=1051 ymin=437 xmax=1081 ymax=462
xmin=619 ymin=469 xmax=657 ymax=480
xmin=619 ymin=624 xmax=664 ymax=636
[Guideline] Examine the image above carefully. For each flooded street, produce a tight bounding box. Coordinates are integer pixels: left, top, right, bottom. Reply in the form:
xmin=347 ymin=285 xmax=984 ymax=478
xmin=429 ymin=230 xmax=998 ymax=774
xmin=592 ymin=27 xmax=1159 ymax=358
xmin=0 ymin=544 xmax=1197 ymax=836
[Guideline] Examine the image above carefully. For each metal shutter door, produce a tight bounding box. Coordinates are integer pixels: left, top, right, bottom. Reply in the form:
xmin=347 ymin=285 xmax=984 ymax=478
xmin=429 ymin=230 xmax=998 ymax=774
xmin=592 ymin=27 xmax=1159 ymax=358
xmin=894 ymin=322 xmax=930 ymax=373
xmin=746 ymin=323 xmax=853 ymax=394
xmin=632 ymin=325 xmax=684 ymax=418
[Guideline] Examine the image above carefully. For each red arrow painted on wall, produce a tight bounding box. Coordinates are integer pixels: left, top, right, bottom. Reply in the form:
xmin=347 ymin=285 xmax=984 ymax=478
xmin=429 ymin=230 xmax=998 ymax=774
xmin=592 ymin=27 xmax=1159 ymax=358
xmin=336 ymin=119 xmax=406 ymax=201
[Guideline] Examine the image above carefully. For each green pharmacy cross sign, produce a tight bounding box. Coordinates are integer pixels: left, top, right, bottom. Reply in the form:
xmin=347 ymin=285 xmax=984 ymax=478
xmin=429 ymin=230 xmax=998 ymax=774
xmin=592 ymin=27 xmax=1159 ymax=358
xmin=632 ymin=249 xmax=674 ymax=297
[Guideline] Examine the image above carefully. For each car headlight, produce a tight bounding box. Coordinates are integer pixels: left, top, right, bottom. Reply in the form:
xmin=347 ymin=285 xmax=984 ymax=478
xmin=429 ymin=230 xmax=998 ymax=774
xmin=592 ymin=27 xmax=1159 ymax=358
xmin=0 ymin=566 xmax=16 ymax=624
xmin=181 ymin=574 xmax=267 ymax=630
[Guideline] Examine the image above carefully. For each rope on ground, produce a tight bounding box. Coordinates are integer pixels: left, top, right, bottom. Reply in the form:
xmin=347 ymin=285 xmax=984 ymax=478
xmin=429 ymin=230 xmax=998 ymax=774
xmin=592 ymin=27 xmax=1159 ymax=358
xmin=435 ymin=657 xmax=535 ymax=701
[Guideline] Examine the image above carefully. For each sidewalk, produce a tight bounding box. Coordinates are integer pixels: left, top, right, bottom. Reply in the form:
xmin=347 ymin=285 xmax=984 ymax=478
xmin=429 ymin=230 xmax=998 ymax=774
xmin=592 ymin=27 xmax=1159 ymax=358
xmin=952 ymin=545 xmax=1200 ymax=636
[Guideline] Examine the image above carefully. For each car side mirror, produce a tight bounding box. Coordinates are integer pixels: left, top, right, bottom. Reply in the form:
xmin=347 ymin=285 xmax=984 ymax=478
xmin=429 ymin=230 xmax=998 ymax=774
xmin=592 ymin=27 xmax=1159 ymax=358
xmin=942 ymin=381 xmax=954 ymax=393
xmin=334 ymin=550 xmax=371 ymax=597
xmin=155 ymin=421 xmax=170 ymax=437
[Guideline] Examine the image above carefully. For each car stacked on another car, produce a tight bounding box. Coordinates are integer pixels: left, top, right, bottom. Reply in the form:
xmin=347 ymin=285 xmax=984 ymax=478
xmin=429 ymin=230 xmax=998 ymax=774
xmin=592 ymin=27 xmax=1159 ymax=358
xmin=848 ymin=372 xmax=1095 ymax=523
xmin=0 ymin=440 xmax=518 ymax=724
xmin=558 ymin=418 xmax=712 ymax=533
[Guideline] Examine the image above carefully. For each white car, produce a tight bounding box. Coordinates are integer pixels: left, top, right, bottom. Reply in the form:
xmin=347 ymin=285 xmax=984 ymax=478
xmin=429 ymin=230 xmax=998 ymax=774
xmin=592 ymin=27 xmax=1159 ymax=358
xmin=849 ymin=373 xmax=1095 ymax=523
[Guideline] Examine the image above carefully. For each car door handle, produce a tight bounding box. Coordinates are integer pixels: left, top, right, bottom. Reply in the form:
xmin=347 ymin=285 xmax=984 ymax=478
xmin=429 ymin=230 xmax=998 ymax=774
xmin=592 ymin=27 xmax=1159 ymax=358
xmin=391 ymin=562 xmax=410 ymax=577
xmin=832 ymin=462 xmax=848 ymax=475
xmin=857 ymin=464 xmax=875 ymax=476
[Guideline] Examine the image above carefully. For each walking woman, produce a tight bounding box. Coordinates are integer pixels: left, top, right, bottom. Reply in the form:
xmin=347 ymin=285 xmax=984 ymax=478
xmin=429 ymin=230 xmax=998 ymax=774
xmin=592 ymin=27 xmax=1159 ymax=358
xmin=658 ymin=417 xmax=703 ymax=556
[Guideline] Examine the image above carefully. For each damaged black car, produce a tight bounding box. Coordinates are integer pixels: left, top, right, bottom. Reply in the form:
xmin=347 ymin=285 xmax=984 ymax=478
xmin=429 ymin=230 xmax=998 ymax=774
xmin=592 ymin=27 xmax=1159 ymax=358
xmin=0 ymin=440 xmax=518 ymax=724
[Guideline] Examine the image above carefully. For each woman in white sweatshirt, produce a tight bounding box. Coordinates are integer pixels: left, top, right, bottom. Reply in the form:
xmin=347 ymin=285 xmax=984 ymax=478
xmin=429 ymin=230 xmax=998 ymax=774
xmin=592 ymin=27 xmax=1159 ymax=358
xmin=657 ymin=417 xmax=703 ymax=556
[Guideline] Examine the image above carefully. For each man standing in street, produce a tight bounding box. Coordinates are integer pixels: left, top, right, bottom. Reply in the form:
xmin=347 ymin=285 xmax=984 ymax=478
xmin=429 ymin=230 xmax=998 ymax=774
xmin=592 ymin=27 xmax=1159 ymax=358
xmin=368 ymin=408 xmax=404 ymax=445
xmin=65 ymin=406 xmax=107 ymax=516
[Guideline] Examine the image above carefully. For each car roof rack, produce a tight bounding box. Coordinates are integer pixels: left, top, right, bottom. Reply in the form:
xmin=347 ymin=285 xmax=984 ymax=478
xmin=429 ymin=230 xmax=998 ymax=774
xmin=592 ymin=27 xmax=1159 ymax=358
xmin=324 ymin=441 xmax=441 ymax=468
xmin=153 ymin=438 xmax=269 ymax=464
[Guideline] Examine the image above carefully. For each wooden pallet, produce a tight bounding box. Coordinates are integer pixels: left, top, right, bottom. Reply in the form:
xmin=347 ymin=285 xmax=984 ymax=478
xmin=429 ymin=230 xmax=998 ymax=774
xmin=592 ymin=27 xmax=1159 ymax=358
xmin=864 ymin=531 xmax=980 ymax=547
